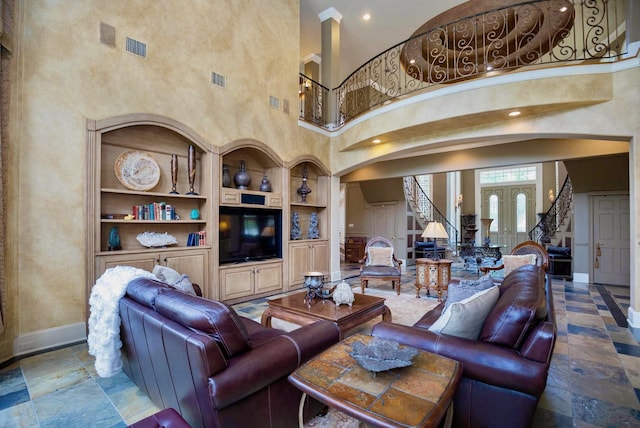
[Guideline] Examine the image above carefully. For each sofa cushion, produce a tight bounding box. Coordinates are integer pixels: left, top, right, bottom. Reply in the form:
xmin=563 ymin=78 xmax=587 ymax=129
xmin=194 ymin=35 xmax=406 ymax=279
xmin=368 ymin=247 xmax=394 ymax=266
xmin=444 ymin=274 xmax=495 ymax=310
xmin=502 ymin=254 xmax=537 ymax=276
xmin=126 ymin=277 xmax=170 ymax=308
xmin=479 ymin=264 xmax=546 ymax=348
xmin=152 ymin=265 xmax=196 ymax=296
xmin=428 ymin=286 xmax=499 ymax=340
xmin=155 ymin=289 xmax=252 ymax=358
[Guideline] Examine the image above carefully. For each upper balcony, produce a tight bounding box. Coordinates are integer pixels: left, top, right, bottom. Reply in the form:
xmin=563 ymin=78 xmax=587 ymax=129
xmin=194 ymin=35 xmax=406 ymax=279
xmin=299 ymin=0 xmax=631 ymax=131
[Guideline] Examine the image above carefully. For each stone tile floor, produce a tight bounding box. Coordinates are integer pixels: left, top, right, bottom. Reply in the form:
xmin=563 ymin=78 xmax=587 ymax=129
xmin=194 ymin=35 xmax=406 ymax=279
xmin=1 ymin=264 xmax=640 ymax=427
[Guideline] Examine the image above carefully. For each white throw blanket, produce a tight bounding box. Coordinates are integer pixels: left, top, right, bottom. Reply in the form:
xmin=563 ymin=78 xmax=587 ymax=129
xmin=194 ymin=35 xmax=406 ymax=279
xmin=87 ymin=266 xmax=156 ymax=377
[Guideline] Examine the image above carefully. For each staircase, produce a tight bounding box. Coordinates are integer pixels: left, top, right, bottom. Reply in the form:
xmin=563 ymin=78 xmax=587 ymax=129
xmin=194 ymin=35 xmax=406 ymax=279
xmin=403 ymin=176 xmax=458 ymax=250
xmin=529 ymin=175 xmax=573 ymax=247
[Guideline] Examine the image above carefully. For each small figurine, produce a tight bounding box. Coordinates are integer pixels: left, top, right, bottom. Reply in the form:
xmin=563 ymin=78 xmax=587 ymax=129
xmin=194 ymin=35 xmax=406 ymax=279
xmin=108 ymin=226 xmax=121 ymax=251
xmin=332 ymin=281 xmax=355 ymax=307
xmin=291 ymin=212 xmax=302 ymax=240
xmin=308 ymin=212 xmax=319 ymax=239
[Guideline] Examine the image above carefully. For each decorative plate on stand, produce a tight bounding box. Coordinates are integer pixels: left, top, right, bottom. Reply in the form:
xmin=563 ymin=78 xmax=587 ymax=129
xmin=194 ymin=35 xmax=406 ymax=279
xmin=114 ymin=150 xmax=161 ymax=191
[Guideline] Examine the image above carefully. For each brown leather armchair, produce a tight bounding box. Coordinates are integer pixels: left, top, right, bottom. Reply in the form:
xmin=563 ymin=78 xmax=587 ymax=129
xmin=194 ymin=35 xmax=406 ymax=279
xmin=480 ymin=240 xmax=549 ymax=279
xmin=359 ymin=236 xmax=402 ymax=295
xmin=120 ymin=277 xmax=340 ymax=428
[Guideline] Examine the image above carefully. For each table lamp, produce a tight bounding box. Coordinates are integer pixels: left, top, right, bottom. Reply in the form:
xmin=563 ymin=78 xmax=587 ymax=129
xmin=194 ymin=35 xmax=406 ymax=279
xmin=421 ymin=221 xmax=449 ymax=259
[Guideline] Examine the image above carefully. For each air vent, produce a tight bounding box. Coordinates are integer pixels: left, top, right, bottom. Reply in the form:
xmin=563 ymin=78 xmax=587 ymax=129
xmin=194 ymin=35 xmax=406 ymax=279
xmin=269 ymin=95 xmax=280 ymax=109
xmin=126 ymin=37 xmax=147 ymax=57
xmin=211 ymin=72 xmax=226 ymax=88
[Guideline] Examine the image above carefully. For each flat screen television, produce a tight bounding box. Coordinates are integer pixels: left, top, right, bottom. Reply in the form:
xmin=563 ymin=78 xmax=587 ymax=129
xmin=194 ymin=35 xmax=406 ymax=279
xmin=219 ymin=206 xmax=282 ymax=264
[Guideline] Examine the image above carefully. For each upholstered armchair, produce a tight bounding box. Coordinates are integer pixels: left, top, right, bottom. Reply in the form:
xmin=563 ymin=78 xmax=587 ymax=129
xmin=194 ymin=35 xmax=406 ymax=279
xmin=359 ymin=236 xmax=402 ymax=295
xmin=480 ymin=240 xmax=549 ymax=281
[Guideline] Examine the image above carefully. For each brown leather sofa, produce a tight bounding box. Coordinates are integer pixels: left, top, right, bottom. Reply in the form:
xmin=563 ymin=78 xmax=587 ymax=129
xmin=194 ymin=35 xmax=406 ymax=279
xmin=119 ymin=277 xmax=340 ymax=428
xmin=372 ymin=264 xmax=556 ymax=428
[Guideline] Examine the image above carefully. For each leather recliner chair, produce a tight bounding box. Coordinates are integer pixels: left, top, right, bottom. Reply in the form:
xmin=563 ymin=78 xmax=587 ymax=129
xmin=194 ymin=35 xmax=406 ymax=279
xmin=119 ymin=277 xmax=340 ymax=428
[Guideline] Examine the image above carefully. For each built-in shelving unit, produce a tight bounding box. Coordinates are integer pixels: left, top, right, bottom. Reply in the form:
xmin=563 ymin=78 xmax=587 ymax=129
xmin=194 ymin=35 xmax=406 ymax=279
xmin=287 ymin=159 xmax=330 ymax=288
xmin=86 ymin=115 xmax=212 ymax=298
xmin=217 ymin=143 xmax=286 ymax=303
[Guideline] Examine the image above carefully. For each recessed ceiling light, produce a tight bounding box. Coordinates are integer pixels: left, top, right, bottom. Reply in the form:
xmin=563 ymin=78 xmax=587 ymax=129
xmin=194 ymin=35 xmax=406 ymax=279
xmin=508 ymin=111 xmax=521 ymax=117
xmin=363 ymin=13 xmax=371 ymax=21
xmin=372 ymin=139 xmax=381 ymax=144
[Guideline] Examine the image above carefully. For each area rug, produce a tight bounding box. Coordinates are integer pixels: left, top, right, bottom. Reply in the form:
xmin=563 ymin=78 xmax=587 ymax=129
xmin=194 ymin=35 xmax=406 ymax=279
xmin=255 ymin=280 xmax=440 ymax=428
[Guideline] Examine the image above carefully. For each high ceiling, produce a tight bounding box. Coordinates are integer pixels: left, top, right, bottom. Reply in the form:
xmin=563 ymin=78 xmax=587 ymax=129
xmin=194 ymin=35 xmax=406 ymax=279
xmin=299 ymin=0 xmax=467 ymax=82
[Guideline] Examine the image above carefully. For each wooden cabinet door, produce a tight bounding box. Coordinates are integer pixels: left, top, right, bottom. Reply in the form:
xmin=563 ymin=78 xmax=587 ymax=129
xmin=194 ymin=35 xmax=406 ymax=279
xmin=219 ymin=265 xmax=254 ymax=301
xmin=310 ymin=241 xmax=329 ymax=274
xmin=289 ymin=242 xmax=311 ymax=287
xmin=96 ymin=253 xmax=159 ymax=279
xmin=255 ymin=262 xmax=282 ymax=294
xmin=164 ymin=249 xmax=209 ymax=296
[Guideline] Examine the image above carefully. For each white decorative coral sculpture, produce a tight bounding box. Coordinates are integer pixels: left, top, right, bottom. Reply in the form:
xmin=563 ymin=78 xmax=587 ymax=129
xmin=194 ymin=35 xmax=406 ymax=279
xmin=136 ymin=232 xmax=178 ymax=248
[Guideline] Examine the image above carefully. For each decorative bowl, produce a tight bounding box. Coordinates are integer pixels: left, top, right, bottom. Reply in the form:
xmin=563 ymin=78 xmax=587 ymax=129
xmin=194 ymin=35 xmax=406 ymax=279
xmin=136 ymin=232 xmax=178 ymax=248
xmin=350 ymin=338 xmax=419 ymax=373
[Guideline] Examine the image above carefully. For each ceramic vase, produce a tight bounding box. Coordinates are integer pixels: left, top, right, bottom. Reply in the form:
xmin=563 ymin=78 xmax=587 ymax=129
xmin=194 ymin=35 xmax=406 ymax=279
xmin=234 ymin=160 xmax=251 ymax=190
xmin=170 ymin=154 xmax=179 ymax=194
xmin=259 ymin=174 xmax=272 ymax=192
xmin=222 ymin=164 xmax=232 ymax=188
xmin=187 ymin=145 xmax=198 ymax=195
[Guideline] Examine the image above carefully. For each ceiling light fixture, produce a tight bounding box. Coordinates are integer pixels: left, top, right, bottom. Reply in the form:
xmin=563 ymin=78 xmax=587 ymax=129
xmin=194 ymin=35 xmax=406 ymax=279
xmin=362 ymin=13 xmax=371 ymax=21
xmin=409 ymin=59 xmax=416 ymax=64
xmin=372 ymin=139 xmax=381 ymax=144
xmin=508 ymin=111 xmax=521 ymax=117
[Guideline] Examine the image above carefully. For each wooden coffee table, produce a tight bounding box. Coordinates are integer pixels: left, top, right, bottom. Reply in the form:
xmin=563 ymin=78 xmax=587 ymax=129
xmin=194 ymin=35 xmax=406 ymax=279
xmin=261 ymin=291 xmax=391 ymax=339
xmin=289 ymin=334 xmax=462 ymax=428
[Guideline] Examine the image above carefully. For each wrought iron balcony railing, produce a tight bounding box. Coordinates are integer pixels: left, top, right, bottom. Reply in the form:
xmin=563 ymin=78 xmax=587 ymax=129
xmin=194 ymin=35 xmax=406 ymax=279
xmin=299 ymin=74 xmax=329 ymax=128
xmin=299 ymin=0 xmax=628 ymax=129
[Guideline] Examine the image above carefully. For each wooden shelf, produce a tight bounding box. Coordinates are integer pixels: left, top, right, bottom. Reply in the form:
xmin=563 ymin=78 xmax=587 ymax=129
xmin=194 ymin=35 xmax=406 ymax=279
xmin=100 ymin=219 xmax=206 ymax=224
xmin=101 ymin=188 xmax=207 ymax=199
xmin=97 ymin=245 xmax=212 ymax=256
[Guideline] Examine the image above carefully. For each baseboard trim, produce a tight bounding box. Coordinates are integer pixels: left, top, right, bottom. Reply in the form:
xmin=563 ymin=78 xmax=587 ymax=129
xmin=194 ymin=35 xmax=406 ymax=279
xmin=13 ymin=322 xmax=87 ymax=357
xmin=573 ymin=272 xmax=589 ymax=283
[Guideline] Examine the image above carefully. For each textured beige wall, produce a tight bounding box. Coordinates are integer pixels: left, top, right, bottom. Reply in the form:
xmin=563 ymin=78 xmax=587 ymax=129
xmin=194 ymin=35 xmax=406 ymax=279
xmin=4 ymin=0 xmax=330 ymax=358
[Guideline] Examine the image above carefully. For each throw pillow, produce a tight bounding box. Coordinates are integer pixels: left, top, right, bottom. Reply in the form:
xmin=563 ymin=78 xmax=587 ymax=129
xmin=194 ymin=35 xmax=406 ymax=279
xmin=153 ymin=265 xmax=197 ymax=296
xmin=368 ymin=247 xmax=394 ymax=266
xmin=428 ymin=286 xmax=500 ymax=340
xmin=502 ymin=254 xmax=537 ymax=276
xmin=444 ymin=274 xmax=495 ymax=310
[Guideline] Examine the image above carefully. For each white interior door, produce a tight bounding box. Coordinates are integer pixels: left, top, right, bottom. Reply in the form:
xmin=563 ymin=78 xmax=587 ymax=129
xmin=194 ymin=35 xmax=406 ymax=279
xmin=482 ymin=184 xmax=535 ymax=252
xmin=593 ymin=194 xmax=630 ymax=286
xmin=373 ymin=204 xmax=397 ymax=246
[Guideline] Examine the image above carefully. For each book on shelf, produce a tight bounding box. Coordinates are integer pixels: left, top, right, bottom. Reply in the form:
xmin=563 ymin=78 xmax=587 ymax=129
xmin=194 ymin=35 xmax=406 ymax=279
xmin=132 ymin=202 xmax=176 ymax=221
xmin=187 ymin=231 xmax=207 ymax=247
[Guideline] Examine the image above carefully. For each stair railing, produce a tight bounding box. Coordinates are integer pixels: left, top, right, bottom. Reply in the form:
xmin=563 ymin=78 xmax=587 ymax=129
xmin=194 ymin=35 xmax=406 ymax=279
xmin=529 ymin=175 xmax=573 ymax=244
xmin=404 ymin=176 xmax=459 ymax=250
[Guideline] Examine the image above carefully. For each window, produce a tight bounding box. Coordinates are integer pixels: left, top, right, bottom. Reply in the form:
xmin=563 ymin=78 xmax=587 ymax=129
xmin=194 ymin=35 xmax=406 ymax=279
xmin=516 ymin=193 xmax=527 ymax=232
xmin=480 ymin=166 xmax=536 ymax=184
xmin=489 ymin=194 xmax=498 ymax=232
